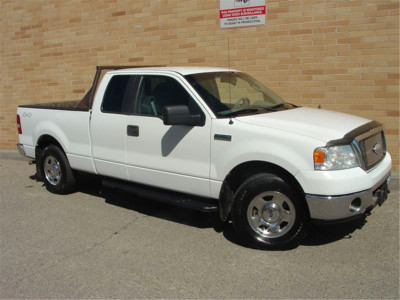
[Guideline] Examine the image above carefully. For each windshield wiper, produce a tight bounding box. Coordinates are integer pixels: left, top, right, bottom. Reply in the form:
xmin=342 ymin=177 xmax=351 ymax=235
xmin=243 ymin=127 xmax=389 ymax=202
xmin=218 ymin=108 xmax=261 ymax=117
xmin=268 ymin=103 xmax=287 ymax=110
xmin=218 ymin=102 xmax=298 ymax=118
xmin=267 ymin=102 xmax=298 ymax=111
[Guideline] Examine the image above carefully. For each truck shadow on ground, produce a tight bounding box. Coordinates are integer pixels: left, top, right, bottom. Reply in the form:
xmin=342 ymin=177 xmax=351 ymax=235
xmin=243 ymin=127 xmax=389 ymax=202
xmin=32 ymin=172 xmax=368 ymax=250
xmin=105 ymin=183 xmax=368 ymax=249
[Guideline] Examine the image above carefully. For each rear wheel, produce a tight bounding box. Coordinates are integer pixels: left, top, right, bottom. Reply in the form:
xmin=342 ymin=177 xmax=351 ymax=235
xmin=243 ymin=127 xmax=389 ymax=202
xmin=232 ymin=173 xmax=309 ymax=250
xmin=41 ymin=145 xmax=77 ymax=194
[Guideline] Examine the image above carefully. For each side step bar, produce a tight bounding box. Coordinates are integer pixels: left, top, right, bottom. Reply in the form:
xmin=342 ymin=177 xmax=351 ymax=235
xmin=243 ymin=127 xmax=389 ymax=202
xmin=102 ymin=179 xmax=218 ymax=212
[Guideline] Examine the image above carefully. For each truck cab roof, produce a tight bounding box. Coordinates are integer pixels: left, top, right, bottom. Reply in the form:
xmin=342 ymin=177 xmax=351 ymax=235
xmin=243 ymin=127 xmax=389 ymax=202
xmin=109 ymin=66 xmax=237 ymax=76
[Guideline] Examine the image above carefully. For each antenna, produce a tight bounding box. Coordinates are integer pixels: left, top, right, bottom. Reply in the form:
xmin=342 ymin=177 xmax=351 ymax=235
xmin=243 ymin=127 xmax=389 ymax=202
xmin=227 ymin=36 xmax=232 ymax=103
xmin=227 ymin=36 xmax=233 ymax=125
xmin=227 ymin=36 xmax=231 ymax=70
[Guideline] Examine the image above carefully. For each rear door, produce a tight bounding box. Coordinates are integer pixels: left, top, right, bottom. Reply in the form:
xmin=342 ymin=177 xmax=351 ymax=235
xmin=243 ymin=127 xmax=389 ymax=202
xmin=90 ymin=75 xmax=138 ymax=180
xmin=125 ymin=73 xmax=212 ymax=197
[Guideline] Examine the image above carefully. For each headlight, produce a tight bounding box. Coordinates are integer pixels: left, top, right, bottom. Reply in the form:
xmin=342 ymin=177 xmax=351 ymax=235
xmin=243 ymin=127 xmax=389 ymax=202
xmin=314 ymin=145 xmax=360 ymax=170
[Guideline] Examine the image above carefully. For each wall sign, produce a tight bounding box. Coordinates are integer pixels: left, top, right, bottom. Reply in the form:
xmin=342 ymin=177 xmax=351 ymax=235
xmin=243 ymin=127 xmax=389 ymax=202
xmin=220 ymin=0 xmax=266 ymax=29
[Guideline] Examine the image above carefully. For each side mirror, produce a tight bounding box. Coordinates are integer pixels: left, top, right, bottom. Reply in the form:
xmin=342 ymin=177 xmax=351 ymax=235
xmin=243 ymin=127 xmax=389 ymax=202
xmin=162 ymin=105 xmax=204 ymax=126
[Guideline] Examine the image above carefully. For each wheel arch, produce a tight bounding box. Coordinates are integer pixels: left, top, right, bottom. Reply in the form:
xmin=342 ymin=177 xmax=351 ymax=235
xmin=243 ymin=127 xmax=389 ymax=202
xmin=35 ymin=134 xmax=67 ymax=181
xmin=219 ymin=160 xmax=307 ymax=221
xmin=36 ymin=134 xmax=66 ymax=153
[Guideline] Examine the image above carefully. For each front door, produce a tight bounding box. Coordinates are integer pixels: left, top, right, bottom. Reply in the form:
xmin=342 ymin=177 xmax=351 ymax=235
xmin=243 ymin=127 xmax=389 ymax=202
xmin=125 ymin=74 xmax=211 ymax=197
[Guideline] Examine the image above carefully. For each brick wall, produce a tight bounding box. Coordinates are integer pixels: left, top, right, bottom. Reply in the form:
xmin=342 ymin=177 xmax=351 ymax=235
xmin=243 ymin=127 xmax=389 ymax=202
xmin=1 ymin=0 xmax=399 ymax=169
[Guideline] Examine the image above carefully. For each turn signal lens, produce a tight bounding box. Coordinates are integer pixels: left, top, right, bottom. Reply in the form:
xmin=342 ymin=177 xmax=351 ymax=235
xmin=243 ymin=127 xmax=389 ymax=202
xmin=314 ymin=149 xmax=326 ymax=165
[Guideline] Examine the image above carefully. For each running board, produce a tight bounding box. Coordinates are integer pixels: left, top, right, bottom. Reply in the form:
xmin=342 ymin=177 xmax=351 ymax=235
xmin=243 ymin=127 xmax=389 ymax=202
xmin=102 ymin=179 xmax=218 ymax=212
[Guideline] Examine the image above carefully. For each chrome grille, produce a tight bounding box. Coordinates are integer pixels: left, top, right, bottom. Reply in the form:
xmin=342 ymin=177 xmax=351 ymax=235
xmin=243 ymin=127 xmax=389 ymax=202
xmin=354 ymin=128 xmax=386 ymax=171
xmin=361 ymin=133 xmax=385 ymax=168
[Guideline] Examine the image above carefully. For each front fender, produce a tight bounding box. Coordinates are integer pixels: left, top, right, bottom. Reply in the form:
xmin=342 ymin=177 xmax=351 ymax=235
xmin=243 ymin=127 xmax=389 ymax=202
xmin=210 ymin=119 xmax=320 ymax=199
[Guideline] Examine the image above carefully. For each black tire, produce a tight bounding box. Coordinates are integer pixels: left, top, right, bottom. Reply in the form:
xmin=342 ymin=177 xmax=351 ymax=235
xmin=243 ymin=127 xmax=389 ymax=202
xmin=231 ymin=173 xmax=309 ymax=250
xmin=40 ymin=145 xmax=77 ymax=194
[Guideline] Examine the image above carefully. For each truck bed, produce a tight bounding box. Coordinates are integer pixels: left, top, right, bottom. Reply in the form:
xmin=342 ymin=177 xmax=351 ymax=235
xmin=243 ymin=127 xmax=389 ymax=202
xmin=19 ymin=100 xmax=88 ymax=111
xmin=17 ymin=105 xmax=93 ymax=173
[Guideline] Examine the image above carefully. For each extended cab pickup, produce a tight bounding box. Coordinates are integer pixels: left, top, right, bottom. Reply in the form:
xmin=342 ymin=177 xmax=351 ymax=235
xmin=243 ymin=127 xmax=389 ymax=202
xmin=17 ymin=66 xmax=392 ymax=249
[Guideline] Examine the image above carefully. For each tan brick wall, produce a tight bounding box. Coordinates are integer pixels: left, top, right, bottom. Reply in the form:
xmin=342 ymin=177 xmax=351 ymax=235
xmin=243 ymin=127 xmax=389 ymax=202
xmin=1 ymin=0 xmax=399 ymax=169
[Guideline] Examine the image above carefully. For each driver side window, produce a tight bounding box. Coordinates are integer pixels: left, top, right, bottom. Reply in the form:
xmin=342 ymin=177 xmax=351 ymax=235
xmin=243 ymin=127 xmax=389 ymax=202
xmin=135 ymin=75 xmax=202 ymax=117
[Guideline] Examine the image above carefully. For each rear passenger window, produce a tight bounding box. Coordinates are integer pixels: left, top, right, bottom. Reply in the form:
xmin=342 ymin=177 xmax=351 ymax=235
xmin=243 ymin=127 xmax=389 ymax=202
xmin=102 ymin=76 xmax=133 ymax=114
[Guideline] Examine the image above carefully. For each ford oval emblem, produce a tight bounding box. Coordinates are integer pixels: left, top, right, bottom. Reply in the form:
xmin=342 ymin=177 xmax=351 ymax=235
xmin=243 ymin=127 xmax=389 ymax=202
xmin=372 ymin=143 xmax=381 ymax=154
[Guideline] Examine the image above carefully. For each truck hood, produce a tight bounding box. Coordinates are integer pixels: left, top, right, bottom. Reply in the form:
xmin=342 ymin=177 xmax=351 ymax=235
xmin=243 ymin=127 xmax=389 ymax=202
xmin=235 ymin=107 xmax=370 ymax=143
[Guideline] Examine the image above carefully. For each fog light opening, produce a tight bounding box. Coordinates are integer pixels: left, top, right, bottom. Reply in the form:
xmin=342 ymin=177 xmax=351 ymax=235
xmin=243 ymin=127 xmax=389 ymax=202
xmin=350 ymin=198 xmax=362 ymax=213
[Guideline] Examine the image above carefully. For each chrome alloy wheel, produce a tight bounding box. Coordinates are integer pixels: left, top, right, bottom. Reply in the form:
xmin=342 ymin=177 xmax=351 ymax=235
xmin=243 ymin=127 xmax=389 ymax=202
xmin=247 ymin=191 xmax=296 ymax=238
xmin=44 ymin=155 xmax=62 ymax=186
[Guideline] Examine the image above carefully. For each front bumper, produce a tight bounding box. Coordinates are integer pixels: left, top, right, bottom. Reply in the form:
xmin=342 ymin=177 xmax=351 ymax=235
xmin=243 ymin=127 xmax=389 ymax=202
xmin=306 ymin=171 xmax=391 ymax=222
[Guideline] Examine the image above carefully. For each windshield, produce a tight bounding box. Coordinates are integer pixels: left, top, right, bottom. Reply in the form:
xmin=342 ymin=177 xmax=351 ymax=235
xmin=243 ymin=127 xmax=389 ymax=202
xmin=185 ymin=72 xmax=291 ymax=117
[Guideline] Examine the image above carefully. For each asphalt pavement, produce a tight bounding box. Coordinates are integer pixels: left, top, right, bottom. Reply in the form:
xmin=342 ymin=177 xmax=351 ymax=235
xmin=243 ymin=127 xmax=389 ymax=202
xmin=0 ymin=151 xmax=399 ymax=299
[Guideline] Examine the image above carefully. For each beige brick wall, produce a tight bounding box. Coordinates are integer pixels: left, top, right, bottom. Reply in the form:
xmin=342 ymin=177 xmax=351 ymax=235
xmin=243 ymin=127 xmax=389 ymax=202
xmin=1 ymin=0 xmax=399 ymax=170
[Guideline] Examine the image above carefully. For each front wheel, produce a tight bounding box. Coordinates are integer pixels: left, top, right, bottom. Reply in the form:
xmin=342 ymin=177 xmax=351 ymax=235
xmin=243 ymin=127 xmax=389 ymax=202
xmin=232 ymin=173 xmax=309 ymax=250
xmin=40 ymin=145 xmax=77 ymax=194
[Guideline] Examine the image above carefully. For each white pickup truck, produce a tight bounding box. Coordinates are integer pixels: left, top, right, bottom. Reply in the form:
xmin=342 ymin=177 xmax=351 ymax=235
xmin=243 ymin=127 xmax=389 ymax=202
xmin=17 ymin=66 xmax=392 ymax=249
